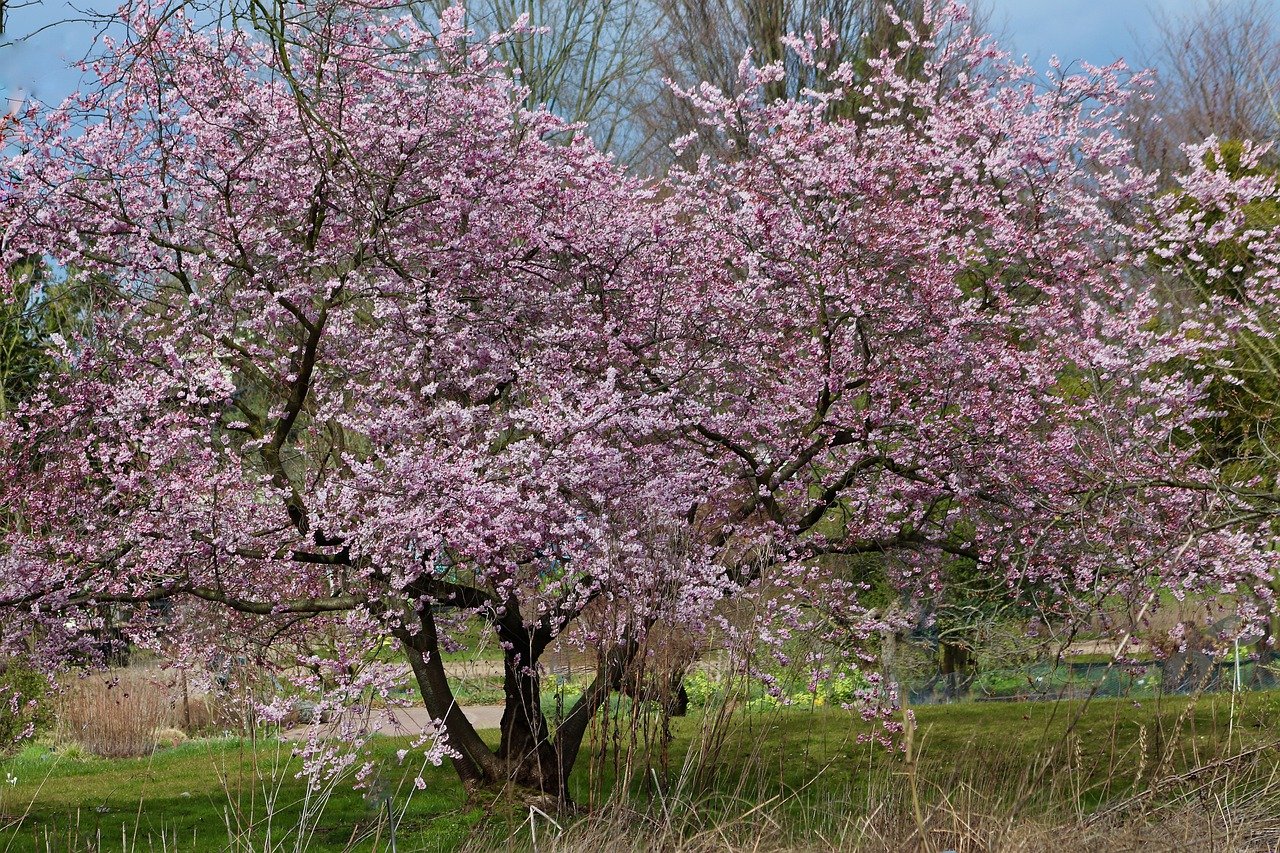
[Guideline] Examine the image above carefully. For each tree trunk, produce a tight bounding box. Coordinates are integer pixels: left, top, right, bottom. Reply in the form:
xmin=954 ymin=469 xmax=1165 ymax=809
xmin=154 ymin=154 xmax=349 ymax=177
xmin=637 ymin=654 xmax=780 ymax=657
xmin=940 ymin=641 xmax=972 ymax=701
xmin=1252 ymin=611 xmax=1279 ymax=688
xmin=881 ymin=627 xmax=901 ymax=705
xmin=396 ymin=598 xmax=646 ymax=806
xmin=496 ymin=644 xmax=562 ymax=794
xmin=554 ymin=638 xmax=637 ymax=783
xmin=395 ymin=614 xmax=502 ymax=791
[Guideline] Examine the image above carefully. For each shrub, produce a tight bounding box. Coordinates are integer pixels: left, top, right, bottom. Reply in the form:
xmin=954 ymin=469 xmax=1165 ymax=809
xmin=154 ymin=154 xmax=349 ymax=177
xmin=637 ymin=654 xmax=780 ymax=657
xmin=152 ymin=726 xmax=189 ymax=750
xmin=0 ymin=662 xmax=52 ymax=753
xmin=684 ymin=670 xmax=718 ymax=708
xmin=824 ymin=671 xmax=871 ymax=705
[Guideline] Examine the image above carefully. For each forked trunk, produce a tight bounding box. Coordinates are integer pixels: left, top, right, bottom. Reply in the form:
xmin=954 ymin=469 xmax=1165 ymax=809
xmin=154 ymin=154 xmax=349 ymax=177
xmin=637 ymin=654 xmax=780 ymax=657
xmin=397 ymin=613 xmax=639 ymax=806
xmin=496 ymin=646 xmax=562 ymax=794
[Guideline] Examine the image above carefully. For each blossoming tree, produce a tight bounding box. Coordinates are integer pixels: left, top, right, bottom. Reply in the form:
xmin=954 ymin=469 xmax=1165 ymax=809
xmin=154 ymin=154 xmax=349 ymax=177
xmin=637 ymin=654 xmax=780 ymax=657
xmin=640 ymin=9 xmax=1280 ymax=677
xmin=0 ymin=2 xmax=717 ymax=795
xmin=1 ymin=0 xmax=1277 ymax=801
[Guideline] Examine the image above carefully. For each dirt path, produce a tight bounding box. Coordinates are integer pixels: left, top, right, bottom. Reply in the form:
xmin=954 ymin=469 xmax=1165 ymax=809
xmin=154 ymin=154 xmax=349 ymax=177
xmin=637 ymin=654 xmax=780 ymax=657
xmin=280 ymin=704 xmax=504 ymax=740
xmin=1064 ymin=640 xmax=1146 ymax=657
xmin=279 ymin=653 xmax=592 ymax=740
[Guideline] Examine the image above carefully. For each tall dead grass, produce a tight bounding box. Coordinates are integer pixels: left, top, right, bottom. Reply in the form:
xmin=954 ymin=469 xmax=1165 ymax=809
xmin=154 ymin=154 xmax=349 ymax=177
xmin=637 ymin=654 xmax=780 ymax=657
xmin=55 ymin=670 xmax=176 ymax=758
xmin=470 ymin=732 xmax=1280 ymax=852
xmin=464 ymin=632 xmax=1280 ymax=853
xmin=54 ymin=668 xmax=225 ymax=758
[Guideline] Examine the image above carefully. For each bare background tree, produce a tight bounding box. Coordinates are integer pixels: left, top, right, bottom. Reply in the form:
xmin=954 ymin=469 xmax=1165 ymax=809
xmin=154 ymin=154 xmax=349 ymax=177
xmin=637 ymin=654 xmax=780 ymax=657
xmin=412 ymin=0 xmax=990 ymax=168
xmin=633 ymin=0 xmax=914 ymax=166
xmin=1132 ymin=0 xmax=1280 ymax=177
xmin=414 ymin=0 xmax=656 ymax=155
xmin=629 ymin=0 xmax=994 ymax=168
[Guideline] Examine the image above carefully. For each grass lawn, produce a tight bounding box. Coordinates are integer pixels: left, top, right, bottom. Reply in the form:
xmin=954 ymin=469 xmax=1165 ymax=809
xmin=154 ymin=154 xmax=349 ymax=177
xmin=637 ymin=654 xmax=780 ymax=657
xmin=3 ymin=690 xmax=1278 ymax=851
xmin=579 ymin=688 xmax=1280 ymax=825
xmin=0 ymin=736 xmax=479 ymax=852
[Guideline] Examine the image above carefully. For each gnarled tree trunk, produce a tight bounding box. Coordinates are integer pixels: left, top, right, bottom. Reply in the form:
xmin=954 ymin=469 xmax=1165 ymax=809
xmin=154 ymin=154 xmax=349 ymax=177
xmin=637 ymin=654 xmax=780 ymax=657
xmin=397 ymin=604 xmax=639 ymax=805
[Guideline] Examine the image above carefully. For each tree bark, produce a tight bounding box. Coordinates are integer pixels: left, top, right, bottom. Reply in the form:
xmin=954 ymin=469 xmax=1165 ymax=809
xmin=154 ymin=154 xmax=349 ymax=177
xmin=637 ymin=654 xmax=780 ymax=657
xmin=495 ymin=632 xmax=562 ymax=795
xmin=397 ymin=590 xmax=644 ymax=805
xmin=554 ymin=637 xmax=638 ymax=784
xmin=394 ymin=607 xmax=502 ymax=790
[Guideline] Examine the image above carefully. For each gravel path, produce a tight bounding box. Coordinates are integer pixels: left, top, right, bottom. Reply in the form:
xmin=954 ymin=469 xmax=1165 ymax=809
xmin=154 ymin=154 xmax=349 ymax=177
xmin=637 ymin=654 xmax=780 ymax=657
xmin=441 ymin=659 xmax=506 ymax=678
xmin=280 ymin=655 xmax=588 ymax=740
xmin=281 ymin=704 xmax=504 ymax=740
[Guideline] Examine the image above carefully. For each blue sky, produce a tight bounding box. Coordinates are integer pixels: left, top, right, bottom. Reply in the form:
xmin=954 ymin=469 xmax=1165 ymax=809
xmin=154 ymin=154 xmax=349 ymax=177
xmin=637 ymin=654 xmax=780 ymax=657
xmin=985 ymin=0 xmax=1223 ymax=70
xmin=0 ymin=1 xmax=115 ymax=111
xmin=0 ymin=0 xmax=1238 ymax=110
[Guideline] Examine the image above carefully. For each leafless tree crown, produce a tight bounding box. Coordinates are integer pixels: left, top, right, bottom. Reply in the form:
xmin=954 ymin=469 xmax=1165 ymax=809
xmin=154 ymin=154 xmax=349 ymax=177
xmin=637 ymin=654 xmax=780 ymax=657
xmin=1134 ymin=0 xmax=1280 ymax=176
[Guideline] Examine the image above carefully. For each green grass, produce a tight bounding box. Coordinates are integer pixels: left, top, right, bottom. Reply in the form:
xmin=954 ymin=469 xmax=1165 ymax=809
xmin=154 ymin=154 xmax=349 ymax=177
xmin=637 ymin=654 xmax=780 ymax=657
xmin=556 ymin=688 xmax=1280 ymax=841
xmin=0 ymin=736 xmax=481 ymax=851
xmin=4 ymin=691 xmax=1279 ymax=851
xmin=436 ymin=621 xmax=504 ymax=663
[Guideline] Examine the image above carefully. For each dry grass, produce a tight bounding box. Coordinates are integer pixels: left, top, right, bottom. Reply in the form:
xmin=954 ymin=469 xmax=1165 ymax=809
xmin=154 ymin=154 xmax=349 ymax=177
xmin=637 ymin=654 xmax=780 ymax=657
xmin=9 ymin=681 xmax=1280 ymax=851
xmin=464 ymin=667 xmax=1280 ymax=853
xmin=53 ymin=668 xmax=230 ymax=758
xmin=480 ymin=743 xmax=1280 ymax=852
xmin=55 ymin=670 xmax=176 ymax=758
